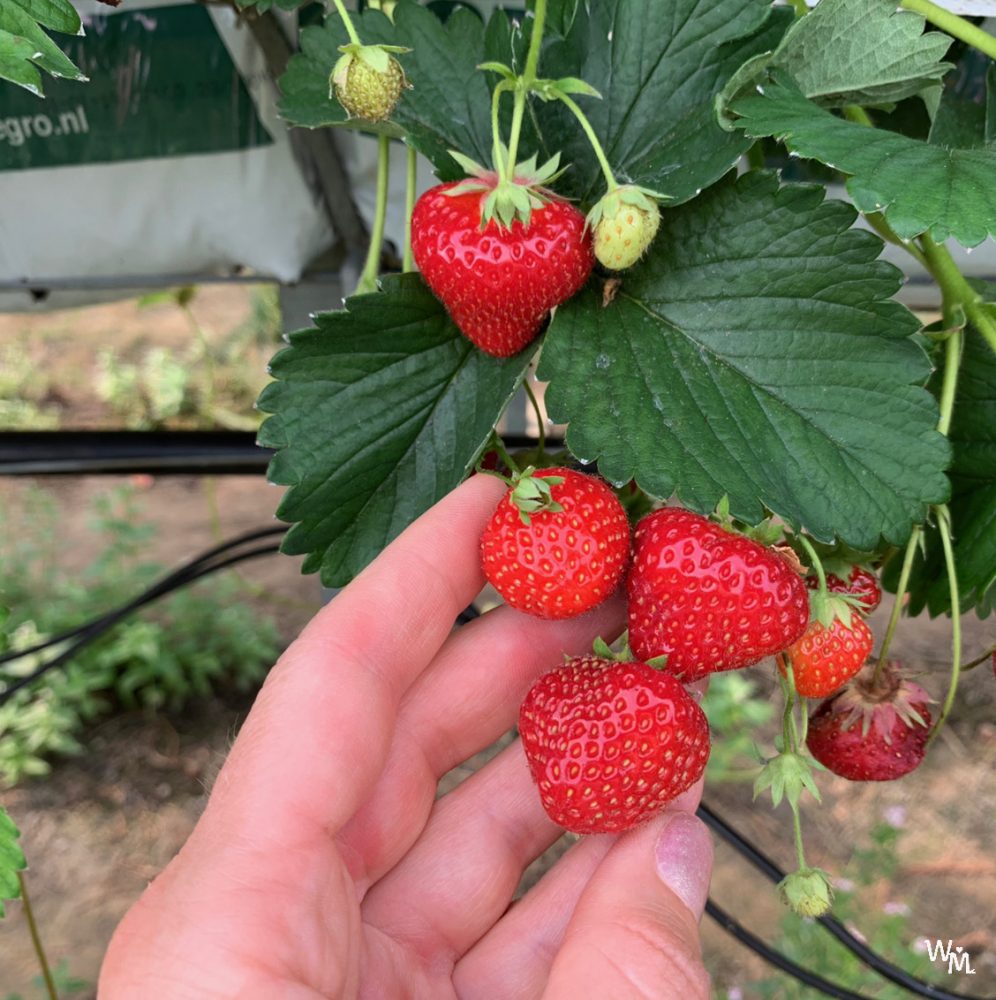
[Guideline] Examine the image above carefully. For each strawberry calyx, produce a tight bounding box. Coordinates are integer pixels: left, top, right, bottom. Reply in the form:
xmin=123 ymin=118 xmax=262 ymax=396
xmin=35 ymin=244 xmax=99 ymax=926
xmin=591 ymin=632 xmax=668 ymax=670
xmin=331 ymin=42 xmax=410 ymax=90
xmin=445 ymin=148 xmax=568 ymax=230
xmin=710 ymin=497 xmax=788 ymax=547
xmin=509 ymin=466 xmax=565 ymax=525
xmin=808 ymin=589 xmax=864 ymax=630
xmin=585 ymin=183 xmax=666 ymax=232
xmin=828 ymin=661 xmax=932 ymax=742
xmin=778 ymin=867 xmax=834 ymax=918
xmin=754 ymin=748 xmax=823 ymax=811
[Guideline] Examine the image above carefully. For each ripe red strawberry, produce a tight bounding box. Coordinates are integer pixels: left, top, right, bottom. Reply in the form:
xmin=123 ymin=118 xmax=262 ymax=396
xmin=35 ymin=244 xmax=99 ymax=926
xmin=806 ymin=661 xmax=932 ymax=781
xmin=481 ymin=467 xmax=630 ymax=619
xmin=808 ymin=565 xmax=882 ymax=614
xmin=627 ymin=508 xmax=809 ymax=682
xmin=519 ymin=656 xmax=711 ymax=834
xmin=781 ymin=615 xmax=874 ymax=698
xmin=411 ymin=182 xmax=594 ymax=357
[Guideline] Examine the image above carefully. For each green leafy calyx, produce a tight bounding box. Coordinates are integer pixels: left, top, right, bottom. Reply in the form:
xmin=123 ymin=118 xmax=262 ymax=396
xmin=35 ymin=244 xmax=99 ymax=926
xmin=510 ymin=466 xmax=565 ymax=525
xmin=445 ymin=149 xmax=568 ymax=229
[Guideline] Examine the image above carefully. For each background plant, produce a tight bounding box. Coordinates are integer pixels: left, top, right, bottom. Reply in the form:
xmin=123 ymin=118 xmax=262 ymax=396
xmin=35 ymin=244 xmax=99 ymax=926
xmin=94 ymin=285 xmax=281 ymax=431
xmin=0 ymin=485 xmax=282 ymax=786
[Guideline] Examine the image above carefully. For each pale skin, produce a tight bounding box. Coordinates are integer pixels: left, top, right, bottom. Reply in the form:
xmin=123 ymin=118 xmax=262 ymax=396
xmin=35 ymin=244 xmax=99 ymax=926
xmin=100 ymin=475 xmax=714 ymax=999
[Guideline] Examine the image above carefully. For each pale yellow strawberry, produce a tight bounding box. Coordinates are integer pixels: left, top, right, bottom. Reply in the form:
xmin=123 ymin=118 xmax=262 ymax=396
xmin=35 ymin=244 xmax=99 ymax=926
xmin=594 ymin=199 xmax=661 ymax=270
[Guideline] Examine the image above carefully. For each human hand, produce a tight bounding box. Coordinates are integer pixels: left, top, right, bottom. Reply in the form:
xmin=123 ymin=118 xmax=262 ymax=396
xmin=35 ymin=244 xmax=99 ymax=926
xmin=100 ymin=475 xmax=714 ymax=999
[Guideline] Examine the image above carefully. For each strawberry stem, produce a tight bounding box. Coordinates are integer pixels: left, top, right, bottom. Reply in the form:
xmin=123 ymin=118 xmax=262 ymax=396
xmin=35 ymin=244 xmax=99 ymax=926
xmin=962 ymin=643 xmax=996 ymax=671
xmin=504 ymin=0 xmax=548 ymax=178
xmin=926 ymin=504 xmax=962 ymax=749
xmin=332 ymin=0 xmax=362 ymax=47
xmin=356 ymin=134 xmax=391 ymax=295
xmin=873 ymin=525 xmax=920 ymax=683
xmin=17 ymin=873 xmax=57 ymax=1000
xmin=795 ymin=534 xmax=826 ymax=596
xmin=555 ymin=91 xmax=618 ymax=193
xmin=486 ymin=434 xmax=519 ymax=478
xmin=920 ymin=234 xmax=996 ymax=355
xmin=522 ymin=377 xmax=546 ymax=454
xmin=490 ymin=80 xmax=514 ymax=184
xmin=403 ymin=145 xmax=417 ymax=273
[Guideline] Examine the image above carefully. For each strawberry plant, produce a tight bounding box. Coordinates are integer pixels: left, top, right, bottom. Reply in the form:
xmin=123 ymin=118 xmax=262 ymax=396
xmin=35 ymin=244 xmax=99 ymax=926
xmin=247 ymin=0 xmax=994 ymax=916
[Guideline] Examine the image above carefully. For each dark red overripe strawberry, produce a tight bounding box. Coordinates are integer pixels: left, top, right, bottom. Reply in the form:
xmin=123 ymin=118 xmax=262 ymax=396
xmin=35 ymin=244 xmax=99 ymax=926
xmin=781 ymin=615 xmax=874 ymax=698
xmin=411 ymin=182 xmax=594 ymax=357
xmin=806 ymin=661 xmax=932 ymax=781
xmin=627 ymin=508 xmax=810 ymax=682
xmin=481 ymin=467 xmax=630 ymax=619
xmin=808 ymin=565 xmax=882 ymax=614
xmin=519 ymin=656 xmax=711 ymax=834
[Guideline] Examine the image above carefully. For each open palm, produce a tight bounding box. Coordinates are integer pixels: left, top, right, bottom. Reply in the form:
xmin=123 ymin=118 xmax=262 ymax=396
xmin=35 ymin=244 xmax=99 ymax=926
xmin=100 ymin=476 xmax=713 ymax=999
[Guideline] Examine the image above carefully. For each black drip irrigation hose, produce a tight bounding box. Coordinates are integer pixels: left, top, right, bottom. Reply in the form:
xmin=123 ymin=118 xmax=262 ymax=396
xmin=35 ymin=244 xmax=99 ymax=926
xmin=0 ymin=535 xmax=991 ymax=1000
xmin=0 ymin=535 xmax=285 ymax=705
xmin=697 ymin=803 xmax=992 ymax=1000
xmin=705 ymin=898 xmax=878 ymax=1000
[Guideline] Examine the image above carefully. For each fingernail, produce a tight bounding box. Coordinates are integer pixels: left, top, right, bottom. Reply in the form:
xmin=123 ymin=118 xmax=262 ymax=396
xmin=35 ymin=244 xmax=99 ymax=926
xmin=654 ymin=812 xmax=713 ymax=919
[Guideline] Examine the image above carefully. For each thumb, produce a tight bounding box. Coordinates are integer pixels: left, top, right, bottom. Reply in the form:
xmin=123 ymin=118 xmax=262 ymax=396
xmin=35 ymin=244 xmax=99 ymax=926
xmin=542 ymin=811 xmax=713 ymax=1000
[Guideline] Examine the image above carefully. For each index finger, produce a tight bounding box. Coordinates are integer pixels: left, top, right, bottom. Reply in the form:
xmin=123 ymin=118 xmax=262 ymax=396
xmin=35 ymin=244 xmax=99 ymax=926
xmin=198 ymin=473 xmax=506 ymax=846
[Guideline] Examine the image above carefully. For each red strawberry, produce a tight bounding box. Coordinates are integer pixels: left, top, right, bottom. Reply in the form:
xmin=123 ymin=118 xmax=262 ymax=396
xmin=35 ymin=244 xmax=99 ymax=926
xmin=519 ymin=656 xmax=711 ymax=834
xmin=808 ymin=565 xmax=882 ymax=614
xmin=627 ymin=508 xmax=810 ymax=682
xmin=411 ymin=182 xmax=594 ymax=357
xmin=481 ymin=467 xmax=630 ymax=619
xmin=806 ymin=661 xmax=932 ymax=781
xmin=781 ymin=615 xmax=874 ymax=698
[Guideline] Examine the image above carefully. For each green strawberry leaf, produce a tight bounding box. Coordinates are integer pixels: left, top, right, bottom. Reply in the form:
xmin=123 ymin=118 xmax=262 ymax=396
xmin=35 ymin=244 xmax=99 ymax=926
xmin=929 ymin=59 xmax=996 ymax=151
xmin=280 ymin=3 xmax=511 ymax=176
xmin=538 ymin=171 xmax=950 ymax=551
xmin=0 ymin=29 xmax=41 ymax=94
xmin=0 ymin=0 xmax=85 ymax=86
xmin=0 ymin=805 xmax=27 ymax=919
xmin=14 ymin=0 xmax=81 ymax=36
xmin=719 ymin=0 xmax=952 ymax=114
xmin=728 ymin=71 xmax=996 ymax=247
xmin=257 ymin=274 xmax=529 ymax=587
xmin=531 ymin=0 xmax=792 ymax=206
xmin=901 ymin=331 xmax=996 ymax=617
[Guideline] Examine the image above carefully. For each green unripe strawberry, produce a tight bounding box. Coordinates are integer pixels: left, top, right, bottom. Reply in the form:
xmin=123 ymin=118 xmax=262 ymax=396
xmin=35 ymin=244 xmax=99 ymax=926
xmin=587 ymin=185 xmax=663 ymax=271
xmin=331 ymin=44 xmax=409 ymax=124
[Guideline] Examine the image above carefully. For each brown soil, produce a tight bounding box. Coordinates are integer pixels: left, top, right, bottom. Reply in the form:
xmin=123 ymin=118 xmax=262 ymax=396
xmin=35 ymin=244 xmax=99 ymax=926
xmin=1 ymin=292 xmax=994 ymax=999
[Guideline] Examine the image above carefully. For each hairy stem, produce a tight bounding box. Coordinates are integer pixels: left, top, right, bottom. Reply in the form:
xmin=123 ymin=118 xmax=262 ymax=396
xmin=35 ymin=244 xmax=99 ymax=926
xmin=927 ymin=505 xmax=962 ymax=747
xmin=900 ymin=0 xmax=996 ymax=61
xmin=489 ymin=433 xmax=520 ymax=476
xmin=523 ymin=378 xmax=546 ymax=453
xmin=795 ymin=533 xmax=826 ymax=594
xmin=18 ymin=873 xmax=58 ymax=1000
xmin=332 ymin=0 xmax=362 ymax=46
xmin=919 ymin=234 xmax=996 ymax=354
xmin=505 ymin=0 xmax=547 ymax=175
xmin=403 ymin=145 xmax=417 ymax=273
xmin=779 ymin=665 xmax=810 ymax=871
xmin=874 ymin=526 xmax=921 ymax=679
xmin=556 ymin=92 xmax=618 ymax=191
xmin=356 ymin=134 xmax=391 ymax=295
xmin=490 ymin=80 xmax=512 ymax=182
xmin=788 ymin=0 xmax=809 ymax=16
